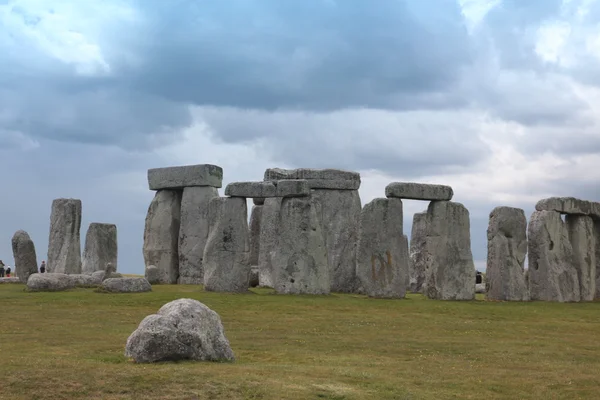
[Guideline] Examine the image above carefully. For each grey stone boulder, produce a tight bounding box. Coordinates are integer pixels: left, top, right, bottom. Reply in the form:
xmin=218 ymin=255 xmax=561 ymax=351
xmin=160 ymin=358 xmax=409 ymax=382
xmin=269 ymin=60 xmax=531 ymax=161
xmin=11 ymin=230 xmax=39 ymax=284
xmin=47 ymin=198 xmax=82 ymax=274
xmin=101 ymin=277 xmax=152 ymax=293
xmin=91 ymin=270 xmax=106 ymax=284
xmin=148 ymin=164 xmax=223 ymax=190
xmin=27 ymin=273 xmax=75 ymax=292
xmin=408 ymin=212 xmax=428 ymax=293
xmin=566 ymin=215 xmax=596 ymax=301
xmin=145 ymin=265 xmax=160 ymax=284
xmin=385 ymin=182 xmax=453 ymax=201
xmin=68 ymin=274 xmax=100 ymax=288
xmin=249 ymin=204 xmax=263 ymax=267
xmin=81 ymin=223 xmax=118 ymax=274
xmin=486 ymin=207 xmax=529 ymax=301
xmin=264 ymin=168 xmax=360 ymax=190
xmin=0 ymin=277 xmax=21 ymax=284
xmin=535 ymin=197 xmax=600 ymax=218
xmin=257 ymin=197 xmax=282 ymax=287
xmin=125 ymin=298 xmax=235 ymax=363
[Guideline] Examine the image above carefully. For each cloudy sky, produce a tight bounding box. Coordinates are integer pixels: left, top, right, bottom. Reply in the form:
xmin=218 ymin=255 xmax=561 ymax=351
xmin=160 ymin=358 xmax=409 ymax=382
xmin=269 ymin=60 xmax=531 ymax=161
xmin=1 ymin=0 xmax=599 ymax=274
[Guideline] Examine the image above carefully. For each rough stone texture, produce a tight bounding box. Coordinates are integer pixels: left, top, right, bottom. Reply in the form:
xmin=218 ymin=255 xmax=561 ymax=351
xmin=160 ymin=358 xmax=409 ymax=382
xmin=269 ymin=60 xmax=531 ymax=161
xmin=68 ymin=274 xmax=100 ymax=288
xmin=47 ymin=198 xmax=82 ymax=274
xmin=272 ymin=197 xmax=330 ymax=295
xmin=91 ymin=270 xmax=106 ymax=284
xmin=125 ymin=298 xmax=235 ymax=363
xmin=566 ymin=215 xmax=596 ymax=301
xmin=356 ymin=198 xmax=408 ymax=298
xmin=178 ymin=186 xmax=219 ymax=284
xmin=143 ymin=190 xmax=182 ymax=284
xmin=0 ymin=277 xmax=21 ymax=284
xmin=408 ymin=212 xmax=428 ymax=293
xmin=528 ymin=210 xmax=580 ymax=302
xmin=249 ymin=267 xmax=259 ymax=287
xmin=203 ymin=197 xmax=251 ymax=292
xmin=27 ymin=273 xmax=75 ymax=291
xmin=475 ymin=283 xmax=486 ymax=294
xmin=11 ymin=230 xmax=38 ymax=284
xmin=596 ymin=221 xmax=600 ymax=300
xmin=249 ymin=205 xmax=263 ymax=266
xmin=264 ymin=168 xmax=360 ymax=190
xmin=311 ymin=189 xmax=361 ymax=293
xmin=253 ymin=198 xmax=265 ymax=205
xmin=257 ymin=198 xmax=282 ymax=287
xmin=385 ymin=182 xmax=454 ymax=201
xmin=145 ymin=265 xmax=160 ymax=284
xmin=536 ymin=197 xmax=600 ymax=218
xmin=423 ymin=201 xmax=476 ymax=301
xmin=486 ymin=207 xmax=529 ymax=301
xmin=81 ymin=223 xmax=118 ymax=275
xmin=225 ymin=180 xmax=310 ymax=198
xmin=102 ymin=277 xmax=152 ymax=293
xmin=148 ymin=164 xmax=223 ymax=190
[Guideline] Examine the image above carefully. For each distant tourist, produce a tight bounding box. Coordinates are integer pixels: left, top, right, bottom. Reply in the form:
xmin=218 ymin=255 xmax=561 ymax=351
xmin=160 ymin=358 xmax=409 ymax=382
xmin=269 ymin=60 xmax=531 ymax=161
xmin=5 ymin=267 xmax=11 ymax=277
xmin=40 ymin=261 xmax=46 ymax=274
xmin=0 ymin=260 xmax=4 ymax=277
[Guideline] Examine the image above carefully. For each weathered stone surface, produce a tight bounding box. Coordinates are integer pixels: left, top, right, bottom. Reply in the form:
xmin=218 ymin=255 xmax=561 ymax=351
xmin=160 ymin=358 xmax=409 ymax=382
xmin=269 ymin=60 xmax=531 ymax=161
xmin=596 ymin=221 xmax=600 ymax=300
xmin=47 ymin=198 xmax=82 ymax=274
xmin=257 ymin=198 xmax=282 ymax=287
xmin=311 ymin=189 xmax=361 ymax=293
xmin=125 ymin=298 xmax=235 ymax=363
xmin=385 ymin=182 xmax=453 ymax=201
xmin=11 ymin=230 xmax=38 ymax=284
xmin=423 ymin=201 xmax=476 ymax=301
xmin=253 ymin=198 xmax=265 ymax=205
xmin=249 ymin=267 xmax=259 ymax=287
xmin=486 ymin=207 xmax=529 ymax=301
xmin=203 ymin=197 xmax=250 ymax=292
xmin=475 ymin=283 xmax=486 ymax=294
xmin=0 ymin=277 xmax=21 ymax=284
xmin=91 ymin=270 xmax=106 ymax=284
xmin=566 ymin=215 xmax=596 ymax=301
xmin=178 ymin=186 xmax=219 ymax=284
xmin=68 ymin=274 xmax=100 ymax=288
xmin=81 ymin=223 xmax=117 ymax=275
xmin=408 ymin=212 xmax=428 ymax=293
xmin=528 ymin=210 xmax=580 ymax=302
xmin=225 ymin=180 xmax=310 ymax=198
xmin=249 ymin=205 xmax=263 ymax=266
xmin=145 ymin=265 xmax=160 ymax=284
xmin=148 ymin=164 xmax=223 ymax=190
xmin=143 ymin=190 xmax=181 ymax=284
xmin=27 ymin=273 xmax=75 ymax=291
xmin=272 ymin=197 xmax=330 ymax=295
xmin=536 ymin=197 xmax=600 ymax=218
xmin=356 ymin=198 xmax=408 ymax=298
xmin=264 ymin=168 xmax=360 ymax=190
xmin=102 ymin=277 xmax=152 ymax=293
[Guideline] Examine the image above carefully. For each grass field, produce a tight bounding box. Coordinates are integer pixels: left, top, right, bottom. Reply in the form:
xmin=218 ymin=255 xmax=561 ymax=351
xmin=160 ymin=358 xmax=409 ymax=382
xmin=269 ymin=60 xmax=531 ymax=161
xmin=1 ymin=284 xmax=599 ymax=400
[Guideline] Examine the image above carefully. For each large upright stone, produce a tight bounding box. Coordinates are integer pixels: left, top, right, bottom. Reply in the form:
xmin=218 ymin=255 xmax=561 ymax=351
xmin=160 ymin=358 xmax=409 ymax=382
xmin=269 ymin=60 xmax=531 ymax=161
xmin=408 ymin=211 xmax=428 ymax=293
xmin=595 ymin=221 xmax=600 ymax=299
xmin=356 ymin=198 xmax=408 ymax=298
xmin=143 ymin=190 xmax=182 ymax=284
xmin=249 ymin=205 xmax=263 ymax=266
xmin=178 ymin=186 xmax=219 ymax=284
xmin=272 ymin=197 xmax=330 ymax=295
xmin=535 ymin=197 xmax=600 ymax=218
xmin=311 ymin=189 xmax=361 ymax=293
xmin=264 ymin=168 xmax=360 ymax=190
xmin=385 ymin=182 xmax=454 ymax=201
xmin=47 ymin=198 xmax=82 ymax=274
xmin=203 ymin=197 xmax=250 ymax=292
xmin=486 ymin=207 xmax=529 ymax=301
xmin=528 ymin=210 xmax=580 ymax=302
xmin=257 ymin=198 xmax=282 ymax=287
xmin=11 ymin=230 xmax=38 ymax=283
xmin=423 ymin=201 xmax=475 ymax=301
xmin=148 ymin=164 xmax=223 ymax=190
xmin=566 ymin=215 xmax=596 ymax=301
xmin=81 ymin=223 xmax=118 ymax=275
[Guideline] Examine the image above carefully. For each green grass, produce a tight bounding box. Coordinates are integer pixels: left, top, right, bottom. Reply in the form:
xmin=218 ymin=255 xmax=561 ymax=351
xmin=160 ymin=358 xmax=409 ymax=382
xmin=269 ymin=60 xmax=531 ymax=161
xmin=1 ymin=284 xmax=599 ymax=399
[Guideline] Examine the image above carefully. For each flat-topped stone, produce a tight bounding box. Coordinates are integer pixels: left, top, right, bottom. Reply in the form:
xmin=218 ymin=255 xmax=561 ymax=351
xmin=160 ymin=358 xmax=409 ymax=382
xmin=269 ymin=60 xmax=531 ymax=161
xmin=385 ymin=182 xmax=453 ymax=201
xmin=225 ymin=180 xmax=310 ymax=198
xmin=264 ymin=168 xmax=360 ymax=190
xmin=535 ymin=197 xmax=600 ymax=218
xmin=148 ymin=164 xmax=223 ymax=190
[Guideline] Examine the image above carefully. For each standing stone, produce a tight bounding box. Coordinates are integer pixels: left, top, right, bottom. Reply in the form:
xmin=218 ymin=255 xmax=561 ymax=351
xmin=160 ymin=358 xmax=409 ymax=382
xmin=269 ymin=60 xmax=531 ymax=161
xmin=595 ymin=220 xmax=600 ymax=299
xmin=47 ymin=198 xmax=82 ymax=274
xmin=423 ymin=201 xmax=476 ymax=301
xmin=143 ymin=190 xmax=182 ymax=284
xmin=249 ymin=205 xmax=263 ymax=267
xmin=257 ymin=198 xmax=282 ymax=287
xmin=528 ymin=210 xmax=580 ymax=302
xmin=146 ymin=265 xmax=160 ymax=284
xmin=311 ymin=189 xmax=361 ymax=293
xmin=11 ymin=230 xmax=38 ymax=283
xmin=81 ymin=223 xmax=118 ymax=275
xmin=408 ymin=212 xmax=428 ymax=293
xmin=272 ymin=197 xmax=330 ymax=295
xmin=203 ymin=197 xmax=250 ymax=292
xmin=566 ymin=215 xmax=596 ymax=301
xmin=356 ymin=198 xmax=408 ymax=298
xmin=178 ymin=187 xmax=219 ymax=284
xmin=485 ymin=207 xmax=529 ymax=301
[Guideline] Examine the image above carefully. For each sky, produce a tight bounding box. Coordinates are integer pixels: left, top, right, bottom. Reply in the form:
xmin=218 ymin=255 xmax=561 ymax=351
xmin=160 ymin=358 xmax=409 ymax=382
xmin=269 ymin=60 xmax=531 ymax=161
xmin=1 ymin=0 xmax=600 ymax=274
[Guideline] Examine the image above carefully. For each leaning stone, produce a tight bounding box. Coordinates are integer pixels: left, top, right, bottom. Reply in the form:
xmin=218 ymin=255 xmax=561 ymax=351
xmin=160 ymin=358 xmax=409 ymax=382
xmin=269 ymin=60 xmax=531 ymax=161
xmin=81 ymin=223 xmax=117 ymax=275
xmin=27 ymin=273 xmax=75 ymax=292
xmin=264 ymin=168 xmax=360 ymax=190
xmin=148 ymin=164 xmax=223 ymax=190
xmin=101 ymin=277 xmax=152 ymax=293
xmin=257 ymin=198 xmax=282 ymax=287
xmin=356 ymin=198 xmax=408 ymax=298
xmin=486 ymin=207 xmax=529 ymax=301
xmin=408 ymin=212 xmax=428 ymax=293
xmin=125 ymin=298 xmax=235 ymax=363
xmin=566 ymin=215 xmax=596 ymax=301
xmin=528 ymin=210 xmax=580 ymax=302
xmin=143 ymin=190 xmax=181 ymax=284
xmin=249 ymin=205 xmax=263 ymax=266
xmin=203 ymin=197 xmax=251 ymax=292
xmin=535 ymin=197 xmax=600 ymax=218
xmin=423 ymin=201 xmax=476 ymax=300
xmin=178 ymin=186 xmax=219 ymax=284
xmin=385 ymin=182 xmax=453 ymax=201
xmin=0 ymin=277 xmax=21 ymax=284
xmin=11 ymin=230 xmax=38 ymax=284
xmin=145 ymin=265 xmax=160 ymax=285
xmin=272 ymin=197 xmax=330 ymax=295
xmin=311 ymin=189 xmax=361 ymax=293
xmin=47 ymin=198 xmax=82 ymax=274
